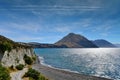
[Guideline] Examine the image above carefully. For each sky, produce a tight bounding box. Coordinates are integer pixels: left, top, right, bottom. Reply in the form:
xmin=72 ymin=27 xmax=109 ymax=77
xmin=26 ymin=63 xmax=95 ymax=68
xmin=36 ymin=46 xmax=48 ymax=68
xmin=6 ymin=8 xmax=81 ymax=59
xmin=0 ymin=0 xmax=120 ymax=43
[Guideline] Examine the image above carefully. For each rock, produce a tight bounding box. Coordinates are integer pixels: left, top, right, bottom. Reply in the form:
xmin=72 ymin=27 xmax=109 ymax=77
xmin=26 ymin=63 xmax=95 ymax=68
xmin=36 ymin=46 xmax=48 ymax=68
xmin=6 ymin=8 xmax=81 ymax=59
xmin=1 ymin=48 xmax=35 ymax=67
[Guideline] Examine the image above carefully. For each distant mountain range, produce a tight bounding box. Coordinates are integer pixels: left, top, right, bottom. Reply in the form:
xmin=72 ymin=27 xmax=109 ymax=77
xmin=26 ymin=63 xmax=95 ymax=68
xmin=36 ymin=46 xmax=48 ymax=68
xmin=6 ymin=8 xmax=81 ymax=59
xmin=114 ymin=44 xmax=120 ymax=47
xmin=92 ymin=39 xmax=116 ymax=48
xmin=28 ymin=42 xmax=67 ymax=48
xmin=27 ymin=33 xmax=117 ymax=48
xmin=55 ymin=33 xmax=98 ymax=48
xmin=0 ymin=33 xmax=118 ymax=48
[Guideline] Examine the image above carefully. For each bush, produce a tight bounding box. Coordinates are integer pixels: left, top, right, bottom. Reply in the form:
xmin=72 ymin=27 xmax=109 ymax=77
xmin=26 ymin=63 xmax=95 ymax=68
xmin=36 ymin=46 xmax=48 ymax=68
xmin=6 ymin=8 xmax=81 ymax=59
xmin=32 ymin=56 xmax=36 ymax=61
xmin=24 ymin=68 xmax=40 ymax=80
xmin=39 ymin=75 xmax=48 ymax=80
xmin=24 ymin=68 xmax=48 ymax=80
xmin=0 ymin=64 xmax=11 ymax=80
xmin=0 ymin=42 xmax=12 ymax=53
xmin=24 ymin=54 xmax=33 ymax=65
xmin=16 ymin=64 xmax=24 ymax=70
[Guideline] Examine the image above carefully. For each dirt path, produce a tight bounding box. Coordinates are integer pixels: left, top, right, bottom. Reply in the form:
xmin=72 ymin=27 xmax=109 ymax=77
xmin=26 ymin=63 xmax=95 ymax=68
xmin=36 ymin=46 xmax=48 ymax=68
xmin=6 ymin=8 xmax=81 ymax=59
xmin=10 ymin=68 xmax=28 ymax=80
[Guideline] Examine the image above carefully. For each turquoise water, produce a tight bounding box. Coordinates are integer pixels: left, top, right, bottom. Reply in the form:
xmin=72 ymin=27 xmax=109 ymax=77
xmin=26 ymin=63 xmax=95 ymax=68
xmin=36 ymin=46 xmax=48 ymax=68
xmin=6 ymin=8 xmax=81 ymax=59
xmin=34 ymin=48 xmax=120 ymax=80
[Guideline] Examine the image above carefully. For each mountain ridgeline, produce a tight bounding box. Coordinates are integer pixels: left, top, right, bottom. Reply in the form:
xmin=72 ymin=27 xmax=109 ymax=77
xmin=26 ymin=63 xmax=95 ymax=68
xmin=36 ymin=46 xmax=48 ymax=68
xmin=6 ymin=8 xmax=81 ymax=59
xmin=0 ymin=35 xmax=31 ymax=52
xmin=27 ymin=33 xmax=117 ymax=48
xmin=0 ymin=33 xmax=117 ymax=48
xmin=114 ymin=44 xmax=120 ymax=47
xmin=92 ymin=39 xmax=116 ymax=48
xmin=55 ymin=33 xmax=98 ymax=48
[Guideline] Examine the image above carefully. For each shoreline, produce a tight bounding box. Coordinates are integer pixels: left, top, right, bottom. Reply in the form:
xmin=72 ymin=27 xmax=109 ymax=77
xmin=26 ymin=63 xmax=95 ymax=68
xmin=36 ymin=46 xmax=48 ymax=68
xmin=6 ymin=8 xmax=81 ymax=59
xmin=38 ymin=56 xmax=80 ymax=74
xmin=32 ymin=56 xmax=112 ymax=80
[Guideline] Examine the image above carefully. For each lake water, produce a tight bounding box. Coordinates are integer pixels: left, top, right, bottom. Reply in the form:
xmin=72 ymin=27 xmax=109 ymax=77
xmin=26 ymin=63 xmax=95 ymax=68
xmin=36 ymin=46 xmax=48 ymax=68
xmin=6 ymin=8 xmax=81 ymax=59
xmin=34 ymin=48 xmax=120 ymax=80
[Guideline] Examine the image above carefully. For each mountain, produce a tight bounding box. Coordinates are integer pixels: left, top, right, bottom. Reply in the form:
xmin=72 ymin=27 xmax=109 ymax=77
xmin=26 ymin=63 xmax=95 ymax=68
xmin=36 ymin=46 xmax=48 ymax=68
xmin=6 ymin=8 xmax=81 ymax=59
xmin=28 ymin=42 xmax=67 ymax=48
xmin=114 ymin=44 xmax=120 ymax=47
xmin=92 ymin=39 xmax=116 ymax=48
xmin=55 ymin=33 xmax=98 ymax=48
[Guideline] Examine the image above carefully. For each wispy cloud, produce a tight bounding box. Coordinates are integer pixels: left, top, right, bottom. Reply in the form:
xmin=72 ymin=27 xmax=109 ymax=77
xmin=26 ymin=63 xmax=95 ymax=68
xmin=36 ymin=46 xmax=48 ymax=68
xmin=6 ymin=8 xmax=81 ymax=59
xmin=5 ymin=5 xmax=101 ymax=10
xmin=54 ymin=26 xmax=71 ymax=33
xmin=0 ymin=0 xmax=120 ymax=43
xmin=50 ymin=18 xmax=92 ymax=32
xmin=7 ymin=22 xmax=41 ymax=32
xmin=12 ymin=36 xmax=43 ymax=41
xmin=0 ymin=29 xmax=14 ymax=34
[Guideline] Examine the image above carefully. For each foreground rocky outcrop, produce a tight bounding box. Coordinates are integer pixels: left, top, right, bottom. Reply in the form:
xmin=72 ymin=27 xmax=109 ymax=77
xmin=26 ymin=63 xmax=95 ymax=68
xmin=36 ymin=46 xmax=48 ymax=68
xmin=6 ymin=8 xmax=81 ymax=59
xmin=1 ymin=48 xmax=35 ymax=67
xmin=0 ymin=35 xmax=48 ymax=80
xmin=0 ymin=35 xmax=36 ymax=67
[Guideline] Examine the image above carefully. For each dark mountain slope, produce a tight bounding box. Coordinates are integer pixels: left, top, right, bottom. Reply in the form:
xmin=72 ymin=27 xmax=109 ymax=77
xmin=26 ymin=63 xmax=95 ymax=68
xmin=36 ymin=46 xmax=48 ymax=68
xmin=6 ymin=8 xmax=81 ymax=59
xmin=92 ymin=39 xmax=116 ymax=48
xmin=55 ymin=33 xmax=98 ymax=48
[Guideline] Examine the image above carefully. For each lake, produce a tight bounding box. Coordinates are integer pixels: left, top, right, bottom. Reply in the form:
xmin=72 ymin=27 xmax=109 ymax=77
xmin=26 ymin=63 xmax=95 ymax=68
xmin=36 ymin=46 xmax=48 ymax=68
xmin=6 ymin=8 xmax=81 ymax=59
xmin=34 ymin=48 xmax=120 ymax=80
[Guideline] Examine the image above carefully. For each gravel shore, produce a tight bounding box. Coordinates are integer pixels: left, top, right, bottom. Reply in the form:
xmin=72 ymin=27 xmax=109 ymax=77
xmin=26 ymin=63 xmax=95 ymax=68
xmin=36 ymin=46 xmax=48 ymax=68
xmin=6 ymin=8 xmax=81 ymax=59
xmin=32 ymin=58 xmax=112 ymax=80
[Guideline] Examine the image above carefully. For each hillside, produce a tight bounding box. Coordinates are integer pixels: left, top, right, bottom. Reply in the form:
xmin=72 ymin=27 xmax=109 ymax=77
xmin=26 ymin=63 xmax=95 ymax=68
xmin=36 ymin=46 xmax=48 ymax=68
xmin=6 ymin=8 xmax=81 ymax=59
xmin=0 ymin=35 xmax=31 ymax=53
xmin=114 ymin=44 xmax=120 ymax=47
xmin=28 ymin=42 xmax=67 ymax=48
xmin=92 ymin=39 xmax=116 ymax=48
xmin=0 ymin=35 xmax=48 ymax=80
xmin=55 ymin=33 xmax=98 ymax=48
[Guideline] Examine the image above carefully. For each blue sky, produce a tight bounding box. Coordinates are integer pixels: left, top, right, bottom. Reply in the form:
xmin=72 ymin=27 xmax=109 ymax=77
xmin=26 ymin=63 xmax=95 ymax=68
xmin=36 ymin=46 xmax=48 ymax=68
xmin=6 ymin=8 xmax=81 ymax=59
xmin=0 ymin=0 xmax=120 ymax=43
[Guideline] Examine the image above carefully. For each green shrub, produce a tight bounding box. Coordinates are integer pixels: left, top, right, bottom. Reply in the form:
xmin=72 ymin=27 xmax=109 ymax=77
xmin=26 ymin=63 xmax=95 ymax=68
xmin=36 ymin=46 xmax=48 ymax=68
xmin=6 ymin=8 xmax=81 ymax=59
xmin=24 ymin=54 xmax=33 ymax=65
xmin=0 ymin=42 xmax=12 ymax=53
xmin=24 ymin=68 xmax=40 ymax=80
xmin=39 ymin=75 xmax=47 ymax=80
xmin=24 ymin=68 xmax=48 ymax=80
xmin=16 ymin=64 xmax=24 ymax=70
xmin=0 ymin=64 xmax=11 ymax=80
xmin=32 ymin=56 xmax=36 ymax=61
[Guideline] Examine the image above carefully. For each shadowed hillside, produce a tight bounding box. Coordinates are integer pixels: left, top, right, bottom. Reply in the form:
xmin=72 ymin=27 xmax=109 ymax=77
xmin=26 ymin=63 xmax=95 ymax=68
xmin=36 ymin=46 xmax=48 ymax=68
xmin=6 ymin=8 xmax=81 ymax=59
xmin=55 ymin=33 xmax=98 ymax=48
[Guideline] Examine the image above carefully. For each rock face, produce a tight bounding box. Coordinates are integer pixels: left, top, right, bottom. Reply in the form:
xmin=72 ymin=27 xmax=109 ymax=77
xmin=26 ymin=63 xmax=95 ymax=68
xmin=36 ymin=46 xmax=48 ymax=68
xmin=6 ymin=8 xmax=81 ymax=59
xmin=0 ymin=35 xmax=36 ymax=67
xmin=0 ymin=48 xmax=35 ymax=67
xmin=92 ymin=39 xmax=116 ymax=48
xmin=55 ymin=33 xmax=98 ymax=48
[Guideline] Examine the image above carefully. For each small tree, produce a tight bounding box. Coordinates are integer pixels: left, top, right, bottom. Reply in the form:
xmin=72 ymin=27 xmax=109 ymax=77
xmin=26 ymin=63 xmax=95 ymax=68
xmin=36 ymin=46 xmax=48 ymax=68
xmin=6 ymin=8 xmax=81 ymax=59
xmin=16 ymin=64 xmax=24 ymax=70
xmin=24 ymin=54 xmax=33 ymax=65
xmin=24 ymin=68 xmax=40 ymax=80
xmin=0 ymin=42 xmax=12 ymax=53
